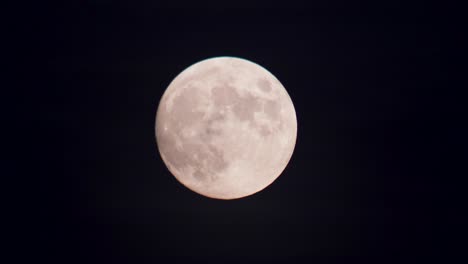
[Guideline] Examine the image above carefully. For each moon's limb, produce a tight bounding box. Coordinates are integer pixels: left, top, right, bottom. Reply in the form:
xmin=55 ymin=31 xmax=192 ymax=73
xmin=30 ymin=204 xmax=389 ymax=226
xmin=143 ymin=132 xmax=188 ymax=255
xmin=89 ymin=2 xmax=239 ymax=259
xmin=155 ymin=57 xmax=297 ymax=199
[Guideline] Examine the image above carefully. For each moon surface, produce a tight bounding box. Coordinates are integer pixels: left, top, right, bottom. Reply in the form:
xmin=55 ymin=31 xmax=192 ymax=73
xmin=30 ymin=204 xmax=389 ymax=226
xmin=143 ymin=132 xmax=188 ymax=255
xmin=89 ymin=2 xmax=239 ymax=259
xmin=155 ymin=57 xmax=297 ymax=199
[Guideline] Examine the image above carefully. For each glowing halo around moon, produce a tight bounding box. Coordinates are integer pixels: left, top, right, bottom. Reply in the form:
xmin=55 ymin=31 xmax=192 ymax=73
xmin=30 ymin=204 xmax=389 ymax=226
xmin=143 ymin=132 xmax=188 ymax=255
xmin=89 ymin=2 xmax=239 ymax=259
xmin=155 ymin=56 xmax=297 ymax=200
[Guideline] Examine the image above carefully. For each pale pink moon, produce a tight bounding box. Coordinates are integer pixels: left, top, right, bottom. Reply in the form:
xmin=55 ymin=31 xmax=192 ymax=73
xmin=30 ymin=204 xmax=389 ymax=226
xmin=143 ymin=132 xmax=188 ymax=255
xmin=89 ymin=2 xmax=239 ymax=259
xmin=155 ymin=57 xmax=297 ymax=199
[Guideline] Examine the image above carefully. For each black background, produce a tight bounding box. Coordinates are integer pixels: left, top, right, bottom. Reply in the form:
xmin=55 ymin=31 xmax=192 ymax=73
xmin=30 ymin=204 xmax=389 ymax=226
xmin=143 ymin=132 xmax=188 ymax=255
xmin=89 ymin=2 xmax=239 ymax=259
xmin=12 ymin=1 xmax=465 ymax=263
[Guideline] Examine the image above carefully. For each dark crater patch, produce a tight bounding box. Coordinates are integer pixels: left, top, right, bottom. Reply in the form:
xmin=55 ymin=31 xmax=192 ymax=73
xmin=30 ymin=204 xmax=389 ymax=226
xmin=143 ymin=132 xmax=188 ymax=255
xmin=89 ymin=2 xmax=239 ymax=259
xmin=258 ymin=124 xmax=272 ymax=137
xmin=232 ymin=92 xmax=262 ymax=123
xmin=192 ymin=170 xmax=205 ymax=181
xmin=263 ymin=99 xmax=280 ymax=121
xmin=212 ymin=84 xmax=240 ymax=107
xmin=257 ymin=78 xmax=272 ymax=92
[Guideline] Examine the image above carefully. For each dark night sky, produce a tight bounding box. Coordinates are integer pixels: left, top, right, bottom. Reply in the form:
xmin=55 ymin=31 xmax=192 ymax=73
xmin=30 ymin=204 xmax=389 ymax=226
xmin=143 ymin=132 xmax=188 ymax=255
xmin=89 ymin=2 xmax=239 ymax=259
xmin=11 ymin=2 xmax=465 ymax=263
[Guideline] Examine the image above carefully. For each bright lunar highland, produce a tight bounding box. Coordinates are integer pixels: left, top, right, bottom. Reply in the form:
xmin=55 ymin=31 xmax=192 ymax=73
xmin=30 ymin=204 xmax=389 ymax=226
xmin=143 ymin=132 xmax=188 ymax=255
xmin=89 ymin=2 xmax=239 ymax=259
xmin=155 ymin=57 xmax=297 ymax=199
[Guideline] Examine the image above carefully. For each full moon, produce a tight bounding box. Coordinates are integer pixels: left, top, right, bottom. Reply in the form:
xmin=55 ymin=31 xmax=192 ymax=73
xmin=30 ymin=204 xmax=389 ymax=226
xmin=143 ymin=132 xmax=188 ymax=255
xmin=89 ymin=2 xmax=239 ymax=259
xmin=155 ymin=57 xmax=297 ymax=199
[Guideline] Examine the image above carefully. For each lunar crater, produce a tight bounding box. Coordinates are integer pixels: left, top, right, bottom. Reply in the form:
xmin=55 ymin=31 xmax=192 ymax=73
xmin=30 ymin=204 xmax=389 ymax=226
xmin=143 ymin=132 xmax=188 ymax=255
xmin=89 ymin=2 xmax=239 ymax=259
xmin=257 ymin=78 xmax=272 ymax=92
